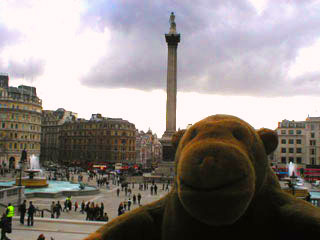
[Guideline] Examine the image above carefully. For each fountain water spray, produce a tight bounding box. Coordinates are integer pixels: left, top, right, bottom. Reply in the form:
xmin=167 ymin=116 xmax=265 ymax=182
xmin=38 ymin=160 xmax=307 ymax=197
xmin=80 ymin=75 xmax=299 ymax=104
xmin=288 ymin=162 xmax=296 ymax=177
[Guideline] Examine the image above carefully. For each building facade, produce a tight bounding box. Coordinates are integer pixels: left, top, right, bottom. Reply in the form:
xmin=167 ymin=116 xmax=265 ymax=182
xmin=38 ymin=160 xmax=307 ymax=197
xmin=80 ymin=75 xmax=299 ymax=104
xmin=0 ymin=74 xmax=42 ymax=169
xmin=135 ymin=129 xmax=162 ymax=169
xmin=273 ymin=116 xmax=320 ymax=168
xmin=58 ymin=114 xmax=136 ymax=168
xmin=41 ymin=108 xmax=77 ymax=165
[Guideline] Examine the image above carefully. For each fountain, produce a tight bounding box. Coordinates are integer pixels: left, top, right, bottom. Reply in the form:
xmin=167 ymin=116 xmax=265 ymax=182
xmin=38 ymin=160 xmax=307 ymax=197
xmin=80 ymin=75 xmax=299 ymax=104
xmin=15 ymin=154 xmax=48 ymax=188
xmin=288 ymin=161 xmax=297 ymax=178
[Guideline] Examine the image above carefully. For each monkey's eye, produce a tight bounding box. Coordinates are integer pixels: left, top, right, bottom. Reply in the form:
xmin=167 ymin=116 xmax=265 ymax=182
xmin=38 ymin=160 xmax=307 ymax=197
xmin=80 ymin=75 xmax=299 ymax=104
xmin=232 ymin=128 xmax=244 ymax=141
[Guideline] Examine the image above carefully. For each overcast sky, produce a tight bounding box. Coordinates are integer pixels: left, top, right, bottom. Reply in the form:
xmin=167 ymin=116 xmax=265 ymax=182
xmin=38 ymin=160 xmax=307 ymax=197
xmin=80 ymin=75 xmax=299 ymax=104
xmin=1 ymin=0 xmax=320 ymax=136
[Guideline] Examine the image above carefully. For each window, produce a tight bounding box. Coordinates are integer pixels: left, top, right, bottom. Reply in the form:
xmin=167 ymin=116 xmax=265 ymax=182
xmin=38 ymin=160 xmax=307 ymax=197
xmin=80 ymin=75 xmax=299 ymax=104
xmin=296 ymin=130 xmax=302 ymax=134
xmin=281 ymin=139 xmax=286 ymax=144
xmin=296 ymin=157 xmax=302 ymax=164
xmin=311 ymin=132 xmax=315 ymax=138
xmin=296 ymin=139 xmax=302 ymax=144
xmin=296 ymin=148 xmax=302 ymax=153
xmin=281 ymin=148 xmax=286 ymax=153
xmin=289 ymin=157 xmax=294 ymax=163
xmin=281 ymin=157 xmax=286 ymax=163
xmin=288 ymin=130 xmax=294 ymax=135
xmin=311 ymin=149 xmax=315 ymax=155
xmin=289 ymin=148 xmax=294 ymax=153
xmin=281 ymin=130 xmax=286 ymax=134
xmin=289 ymin=139 xmax=294 ymax=144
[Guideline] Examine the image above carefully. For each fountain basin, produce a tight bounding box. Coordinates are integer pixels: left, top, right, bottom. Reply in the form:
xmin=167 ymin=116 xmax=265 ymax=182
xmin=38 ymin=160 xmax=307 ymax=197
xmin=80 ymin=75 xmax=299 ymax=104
xmin=15 ymin=169 xmax=48 ymax=188
xmin=0 ymin=180 xmax=99 ymax=198
xmin=15 ymin=177 xmax=48 ymax=188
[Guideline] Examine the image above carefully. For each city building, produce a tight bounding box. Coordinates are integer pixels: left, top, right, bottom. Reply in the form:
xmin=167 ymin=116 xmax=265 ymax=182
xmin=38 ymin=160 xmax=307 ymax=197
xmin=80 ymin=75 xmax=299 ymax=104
xmin=41 ymin=108 xmax=78 ymax=165
xmin=58 ymin=114 xmax=136 ymax=168
xmin=0 ymin=73 xmax=42 ymax=169
xmin=135 ymin=129 xmax=162 ymax=169
xmin=273 ymin=116 xmax=320 ymax=168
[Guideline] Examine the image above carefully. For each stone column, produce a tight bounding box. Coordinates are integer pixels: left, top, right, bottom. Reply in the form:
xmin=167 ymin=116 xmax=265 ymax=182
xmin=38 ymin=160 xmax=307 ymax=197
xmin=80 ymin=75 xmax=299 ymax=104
xmin=164 ymin=34 xmax=180 ymax=136
xmin=160 ymin=12 xmax=180 ymax=166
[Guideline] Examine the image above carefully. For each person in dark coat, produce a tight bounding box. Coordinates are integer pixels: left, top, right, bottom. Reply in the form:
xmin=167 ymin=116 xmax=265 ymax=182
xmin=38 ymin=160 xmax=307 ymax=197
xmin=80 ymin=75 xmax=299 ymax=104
xmin=118 ymin=202 xmax=124 ymax=216
xmin=27 ymin=201 xmax=36 ymax=226
xmin=19 ymin=200 xmax=27 ymax=225
xmin=0 ymin=213 xmax=11 ymax=240
xmin=55 ymin=201 xmax=62 ymax=218
xmin=99 ymin=203 xmax=104 ymax=218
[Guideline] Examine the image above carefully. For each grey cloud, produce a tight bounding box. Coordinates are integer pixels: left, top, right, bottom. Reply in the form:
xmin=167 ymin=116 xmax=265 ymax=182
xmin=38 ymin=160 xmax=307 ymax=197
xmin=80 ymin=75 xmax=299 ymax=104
xmin=0 ymin=24 xmax=45 ymax=81
xmin=5 ymin=58 xmax=46 ymax=80
xmin=80 ymin=0 xmax=320 ymax=96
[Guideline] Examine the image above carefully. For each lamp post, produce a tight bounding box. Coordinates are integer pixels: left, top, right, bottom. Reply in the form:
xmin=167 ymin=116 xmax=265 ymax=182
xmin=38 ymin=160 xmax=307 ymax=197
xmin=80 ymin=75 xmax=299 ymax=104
xmin=18 ymin=149 xmax=27 ymax=206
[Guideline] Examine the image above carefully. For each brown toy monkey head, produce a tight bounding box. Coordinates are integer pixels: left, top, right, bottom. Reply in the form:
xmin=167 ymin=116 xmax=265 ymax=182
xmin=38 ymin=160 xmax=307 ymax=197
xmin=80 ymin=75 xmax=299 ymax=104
xmin=172 ymin=114 xmax=278 ymax=226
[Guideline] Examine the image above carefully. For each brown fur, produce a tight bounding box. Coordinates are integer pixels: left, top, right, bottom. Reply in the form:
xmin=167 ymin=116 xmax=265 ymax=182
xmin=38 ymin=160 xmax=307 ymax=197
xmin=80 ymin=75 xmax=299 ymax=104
xmin=84 ymin=114 xmax=320 ymax=239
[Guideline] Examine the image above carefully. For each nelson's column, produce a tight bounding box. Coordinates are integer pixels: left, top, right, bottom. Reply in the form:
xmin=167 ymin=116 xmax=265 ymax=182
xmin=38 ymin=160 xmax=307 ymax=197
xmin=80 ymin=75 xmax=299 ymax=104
xmin=158 ymin=12 xmax=180 ymax=177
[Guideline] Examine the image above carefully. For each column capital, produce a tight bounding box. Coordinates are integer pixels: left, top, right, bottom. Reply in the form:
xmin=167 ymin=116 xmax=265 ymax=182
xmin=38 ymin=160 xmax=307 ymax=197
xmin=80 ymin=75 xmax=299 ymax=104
xmin=165 ymin=33 xmax=181 ymax=46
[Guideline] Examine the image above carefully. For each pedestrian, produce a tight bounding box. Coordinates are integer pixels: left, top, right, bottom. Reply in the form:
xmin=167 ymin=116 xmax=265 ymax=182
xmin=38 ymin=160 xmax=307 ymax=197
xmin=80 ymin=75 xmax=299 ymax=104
xmin=165 ymin=183 xmax=169 ymax=191
xmin=162 ymin=183 xmax=165 ymax=190
xmin=85 ymin=202 xmax=90 ymax=220
xmin=137 ymin=193 xmax=142 ymax=205
xmin=118 ymin=202 xmax=124 ymax=216
xmin=19 ymin=199 xmax=27 ymax=225
xmin=74 ymin=201 xmax=78 ymax=212
xmin=154 ymin=184 xmax=158 ymax=195
xmin=63 ymin=200 xmax=68 ymax=212
xmin=27 ymin=201 xmax=36 ymax=226
xmin=100 ymin=202 xmax=104 ymax=218
xmin=68 ymin=199 xmax=72 ymax=211
xmin=116 ymin=188 xmax=120 ymax=197
xmin=50 ymin=201 xmax=55 ymax=218
xmin=0 ymin=213 xmax=11 ymax=240
xmin=133 ymin=194 xmax=136 ymax=205
xmin=123 ymin=200 xmax=127 ymax=211
xmin=150 ymin=185 xmax=154 ymax=195
xmin=6 ymin=203 xmax=14 ymax=224
xmin=128 ymin=198 xmax=132 ymax=211
xmin=37 ymin=233 xmax=45 ymax=240
xmin=81 ymin=200 xmax=85 ymax=214
xmin=55 ymin=201 xmax=62 ymax=219
xmin=89 ymin=202 xmax=95 ymax=220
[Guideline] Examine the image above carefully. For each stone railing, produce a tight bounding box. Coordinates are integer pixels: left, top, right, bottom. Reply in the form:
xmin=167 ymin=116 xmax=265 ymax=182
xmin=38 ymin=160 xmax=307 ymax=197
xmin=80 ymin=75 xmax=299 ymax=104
xmin=0 ymin=186 xmax=25 ymax=206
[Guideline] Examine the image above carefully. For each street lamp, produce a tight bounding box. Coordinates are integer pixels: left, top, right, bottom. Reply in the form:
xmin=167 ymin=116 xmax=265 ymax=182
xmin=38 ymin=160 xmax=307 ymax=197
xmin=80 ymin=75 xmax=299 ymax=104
xmin=18 ymin=149 xmax=27 ymax=206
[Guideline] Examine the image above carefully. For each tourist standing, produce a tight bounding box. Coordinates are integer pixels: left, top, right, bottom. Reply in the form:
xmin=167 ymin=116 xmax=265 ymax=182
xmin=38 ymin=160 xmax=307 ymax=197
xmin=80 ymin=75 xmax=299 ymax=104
xmin=100 ymin=203 xmax=104 ymax=219
xmin=118 ymin=202 xmax=124 ymax=216
xmin=19 ymin=200 xmax=27 ymax=225
xmin=81 ymin=200 xmax=85 ymax=214
xmin=154 ymin=184 xmax=158 ymax=195
xmin=85 ymin=202 xmax=90 ymax=220
xmin=6 ymin=203 xmax=14 ymax=224
xmin=50 ymin=201 xmax=56 ymax=218
xmin=0 ymin=213 xmax=11 ymax=240
xmin=137 ymin=193 xmax=142 ymax=205
xmin=63 ymin=200 xmax=68 ymax=212
xmin=133 ymin=194 xmax=136 ymax=205
xmin=27 ymin=201 xmax=36 ymax=226
xmin=128 ymin=198 xmax=132 ymax=211
xmin=74 ymin=201 xmax=78 ymax=212
xmin=55 ymin=201 xmax=62 ymax=218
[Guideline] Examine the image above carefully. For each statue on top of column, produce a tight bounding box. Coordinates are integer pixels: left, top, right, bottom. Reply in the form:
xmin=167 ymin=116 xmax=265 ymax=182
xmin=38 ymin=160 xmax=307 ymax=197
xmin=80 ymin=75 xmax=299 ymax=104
xmin=169 ymin=12 xmax=176 ymax=34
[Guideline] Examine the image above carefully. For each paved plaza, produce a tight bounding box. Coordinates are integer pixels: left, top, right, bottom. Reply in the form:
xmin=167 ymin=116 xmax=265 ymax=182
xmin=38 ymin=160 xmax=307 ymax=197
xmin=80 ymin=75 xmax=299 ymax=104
xmin=0 ymin=172 xmax=172 ymax=240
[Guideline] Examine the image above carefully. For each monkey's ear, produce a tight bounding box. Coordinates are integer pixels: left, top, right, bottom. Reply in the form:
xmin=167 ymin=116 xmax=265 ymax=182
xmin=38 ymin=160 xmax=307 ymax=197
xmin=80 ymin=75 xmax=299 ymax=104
xmin=257 ymin=128 xmax=278 ymax=155
xmin=172 ymin=129 xmax=186 ymax=151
